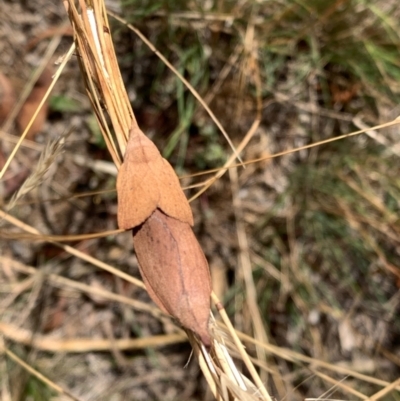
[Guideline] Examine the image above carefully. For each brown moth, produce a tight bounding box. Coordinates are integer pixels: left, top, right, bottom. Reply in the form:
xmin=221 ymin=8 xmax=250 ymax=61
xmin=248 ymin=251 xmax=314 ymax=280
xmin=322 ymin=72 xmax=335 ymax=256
xmin=117 ymin=126 xmax=193 ymax=229
xmin=117 ymin=125 xmax=212 ymax=345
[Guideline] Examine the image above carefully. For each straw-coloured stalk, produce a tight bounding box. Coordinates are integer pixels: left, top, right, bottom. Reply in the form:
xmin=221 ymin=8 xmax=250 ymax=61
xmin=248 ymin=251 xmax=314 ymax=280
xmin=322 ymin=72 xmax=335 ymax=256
xmin=64 ymin=0 xmax=134 ymax=166
xmin=17 ymin=67 xmax=53 ymax=140
xmin=64 ymin=1 xmax=272 ymax=399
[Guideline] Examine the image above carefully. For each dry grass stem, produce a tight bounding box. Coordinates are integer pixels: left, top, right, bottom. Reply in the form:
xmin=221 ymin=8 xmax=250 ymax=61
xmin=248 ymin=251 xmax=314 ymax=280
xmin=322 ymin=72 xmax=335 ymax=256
xmin=0 ymin=341 xmax=82 ymax=401
xmin=108 ymin=11 xmax=243 ymax=165
xmin=0 ymin=228 xmax=123 ymax=242
xmin=229 ymin=166 xmax=269 ymax=366
xmin=0 ymin=209 xmax=145 ymax=290
xmin=0 ymin=41 xmax=74 ymax=181
xmin=308 ymin=369 xmax=368 ymax=400
xmin=184 ymin=119 xmax=400 ymax=181
xmin=0 ymin=256 xmax=162 ymax=317
xmin=0 ymin=338 xmax=11 ymax=401
xmin=65 ymin=0 xmax=135 ymax=165
xmin=0 ymin=130 xmax=43 ymax=151
xmin=0 ymin=25 xmax=66 ymax=135
xmin=189 ymin=118 xmax=261 ymax=202
xmin=237 ymin=331 xmax=400 ymax=391
xmin=367 ymin=378 xmax=400 ymax=401
xmin=0 ymin=322 xmax=185 ymax=353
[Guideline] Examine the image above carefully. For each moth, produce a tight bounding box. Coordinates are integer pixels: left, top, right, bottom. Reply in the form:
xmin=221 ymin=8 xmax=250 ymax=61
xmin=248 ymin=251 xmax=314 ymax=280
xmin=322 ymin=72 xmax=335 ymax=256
xmin=117 ymin=125 xmax=212 ymax=346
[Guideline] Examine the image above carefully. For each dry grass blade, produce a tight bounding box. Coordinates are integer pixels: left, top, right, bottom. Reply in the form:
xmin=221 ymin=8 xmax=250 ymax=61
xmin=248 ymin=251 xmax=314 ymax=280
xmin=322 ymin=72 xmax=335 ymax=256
xmin=0 ymin=40 xmax=73 ymax=181
xmin=0 ymin=322 xmax=185 ymax=353
xmin=0 ymin=339 xmax=82 ymax=401
xmin=0 ymin=256 xmax=160 ymax=317
xmin=63 ymin=1 xmax=273 ymax=400
xmin=212 ymin=293 xmax=273 ymax=401
xmin=184 ymin=119 xmax=400 ymax=182
xmin=108 ymin=11 xmax=243 ymax=166
xmin=0 ymin=26 xmax=64 ymax=135
xmin=190 ymin=118 xmax=260 ymax=202
xmin=0 ymin=334 xmax=13 ymax=401
xmin=229 ymin=166 xmax=269 ymax=375
xmin=236 ymin=331 xmax=400 ymax=392
xmin=0 ymin=228 xmax=123 ymax=242
xmin=367 ymin=378 xmax=400 ymax=401
xmin=308 ymin=369 xmax=368 ymax=400
xmin=0 ymin=209 xmax=145 ymax=290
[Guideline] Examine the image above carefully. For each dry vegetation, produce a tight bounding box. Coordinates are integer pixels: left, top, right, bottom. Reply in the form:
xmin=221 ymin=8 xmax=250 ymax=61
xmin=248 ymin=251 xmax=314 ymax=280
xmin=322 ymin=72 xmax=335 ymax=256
xmin=1 ymin=0 xmax=400 ymax=400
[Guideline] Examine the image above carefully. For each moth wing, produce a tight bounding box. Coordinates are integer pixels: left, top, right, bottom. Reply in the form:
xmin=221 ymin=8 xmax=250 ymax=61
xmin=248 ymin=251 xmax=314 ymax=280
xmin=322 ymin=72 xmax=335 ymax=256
xmin=133 ymin=210 xmax=211 ymax=345
xmin=117 ymin=162 xmax=159 ymax=229
xmin=156 ymin=158 xmax=194 ymax=226
xmin=137 ymin=263 xmax=169 ymax=315
xmin=165 ymin=213 xmax=211 ymax=345
xmin=132 ymin=210 xmax=183 ymax=315
xmin=117 ymin=129 xmax=161 ymax=229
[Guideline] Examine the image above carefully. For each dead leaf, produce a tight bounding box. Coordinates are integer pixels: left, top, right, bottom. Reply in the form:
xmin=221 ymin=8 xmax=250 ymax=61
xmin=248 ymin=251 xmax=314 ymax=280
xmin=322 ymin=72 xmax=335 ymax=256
xmin=0 ymin=72 xmax=16 ymax=124
xmin=17 ymin=67 xmax=52 ymax=140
